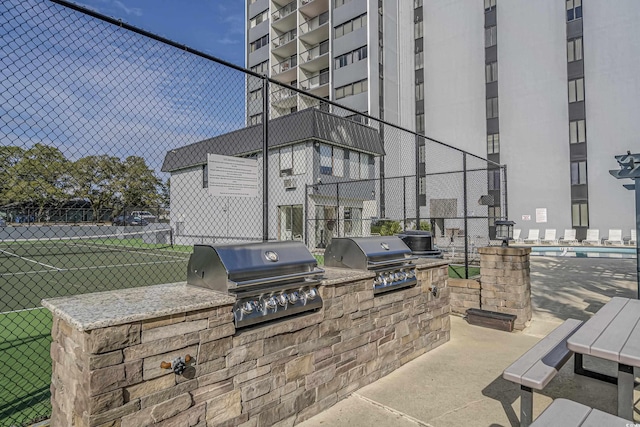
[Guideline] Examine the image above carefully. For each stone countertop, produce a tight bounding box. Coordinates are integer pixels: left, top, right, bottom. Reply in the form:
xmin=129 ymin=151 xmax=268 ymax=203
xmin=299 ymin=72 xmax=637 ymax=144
xmin=321 ymin=267 xmax=375 ymax=286
xmin=414 ymin=258 xmax=449 ymax=269
xmin=42 ymin=282 xmax=235 ymax=332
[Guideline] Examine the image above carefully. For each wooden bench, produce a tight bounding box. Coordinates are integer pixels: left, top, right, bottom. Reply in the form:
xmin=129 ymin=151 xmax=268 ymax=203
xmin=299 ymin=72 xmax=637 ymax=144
xmin=530 ymin=398 xmax=629 ymax=426
xmin=503 ymin=318 xmax=584 ymax=427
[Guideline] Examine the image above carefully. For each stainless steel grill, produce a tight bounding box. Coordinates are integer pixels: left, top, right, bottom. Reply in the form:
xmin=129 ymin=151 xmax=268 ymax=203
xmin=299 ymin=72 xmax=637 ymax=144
xmin=187 ymin=241 xmax=324 ymax=328
xmin=324 ymin=236 xmax=417 ymax=294
xmin=396 ymin=230 xmax=443 ymax=258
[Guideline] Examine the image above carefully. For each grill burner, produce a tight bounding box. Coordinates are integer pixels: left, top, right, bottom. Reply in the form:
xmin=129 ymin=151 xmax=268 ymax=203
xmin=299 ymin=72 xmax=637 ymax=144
xmin=187 ymin=241 xmax=324 ymax=328
xmin=324 ymin=236 xmax=417 ymax=294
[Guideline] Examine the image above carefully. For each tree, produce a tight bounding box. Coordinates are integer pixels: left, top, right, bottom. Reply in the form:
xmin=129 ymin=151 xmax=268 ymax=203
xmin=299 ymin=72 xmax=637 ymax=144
xmin=160 ymin=178 xmax=170 ymax=209
xmin=0 ymin=146 xmax=25 ymax=205
xmin=3 ymin=144 xmax=71 ymax=220
xmin=116 ymin=156 xmax=161 ymax=212
xmin=71 ymin=155 xmax=121 ymax=221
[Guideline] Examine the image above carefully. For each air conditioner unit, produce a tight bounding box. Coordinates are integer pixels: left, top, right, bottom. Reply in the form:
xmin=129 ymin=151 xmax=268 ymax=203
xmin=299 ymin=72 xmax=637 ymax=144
xmin=284 ymin=178 xmax=297 ymax=189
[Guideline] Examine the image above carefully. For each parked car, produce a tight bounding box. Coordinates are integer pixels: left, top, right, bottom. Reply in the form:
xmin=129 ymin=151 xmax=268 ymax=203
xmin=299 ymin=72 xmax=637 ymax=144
xmin=0 ymin=218 xmax=6 ymax=227
xmin=112 ymin=215 xmax=149 ymax=226
xmin=131 ymin=211 xmax=156 ymax=222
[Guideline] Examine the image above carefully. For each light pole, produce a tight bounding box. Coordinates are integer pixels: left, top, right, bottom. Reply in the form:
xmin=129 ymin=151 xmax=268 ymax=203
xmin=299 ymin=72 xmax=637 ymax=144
xmin=609 ymin=152 xmax=640 ymax=299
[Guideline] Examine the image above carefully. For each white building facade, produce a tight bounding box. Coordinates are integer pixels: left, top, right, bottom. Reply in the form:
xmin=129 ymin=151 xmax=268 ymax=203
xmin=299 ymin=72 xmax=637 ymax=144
xmin=246 ymin=0 xmax=640 ymax=241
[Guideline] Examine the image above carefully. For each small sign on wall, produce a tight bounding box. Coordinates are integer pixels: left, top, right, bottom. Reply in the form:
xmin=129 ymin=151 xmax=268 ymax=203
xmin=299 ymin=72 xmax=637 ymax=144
xmin=536 ymin=208 xmax=547 ymax=223
xmin=522 ymin=215 xmax=531 ymax=221
xmin=208 ymin=154 xmax=259 ymax=198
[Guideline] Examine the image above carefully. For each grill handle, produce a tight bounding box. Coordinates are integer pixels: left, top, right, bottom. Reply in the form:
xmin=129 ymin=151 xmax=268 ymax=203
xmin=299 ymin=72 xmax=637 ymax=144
xmin=367 ymin=257 xmax=418 ymax=267
xmin=230 ymin=268 xmax=325 ymax=288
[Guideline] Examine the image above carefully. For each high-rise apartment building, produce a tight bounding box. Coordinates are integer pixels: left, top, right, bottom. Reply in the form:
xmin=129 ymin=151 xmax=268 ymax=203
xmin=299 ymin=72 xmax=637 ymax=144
xmin=245 ymin=0 xmax=640 ymax=239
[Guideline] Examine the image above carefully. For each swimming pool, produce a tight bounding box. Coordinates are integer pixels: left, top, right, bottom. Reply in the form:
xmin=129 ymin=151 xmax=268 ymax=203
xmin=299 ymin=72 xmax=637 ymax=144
xmin=529 ymin=246 xmax=637 ymax=258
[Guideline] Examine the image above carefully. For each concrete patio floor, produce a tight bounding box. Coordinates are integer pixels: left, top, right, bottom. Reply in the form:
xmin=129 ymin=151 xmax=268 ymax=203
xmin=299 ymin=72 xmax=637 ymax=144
xmin=298 ymin=257 xmax=639 ymax=427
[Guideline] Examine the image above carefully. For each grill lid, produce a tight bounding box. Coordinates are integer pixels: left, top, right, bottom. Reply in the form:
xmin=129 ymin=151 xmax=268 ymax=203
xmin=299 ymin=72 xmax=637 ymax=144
xmin=324 ymin=236 xmax=414 ymax=270
xmin=187 ymin=241 xmax=323 ymax=292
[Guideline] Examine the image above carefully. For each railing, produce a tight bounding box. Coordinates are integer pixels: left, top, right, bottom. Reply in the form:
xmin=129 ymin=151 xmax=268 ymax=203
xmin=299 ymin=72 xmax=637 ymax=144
xmin=272 ymin=55 xmax=298 ymax=74
xmin=300 ymin=72 xmax=329 ymax=90
xmin=272 ymin=28 xmax=297 ymax=48
xmin=272 ymin=0 xmax=297 ymax=22
xmin=272 ymin=86 xmax=297 ymax=102
xmin=300 ymin=11 xmax=329 ymax=34
xmin=300 ymin=40 xmax=329 ymax=63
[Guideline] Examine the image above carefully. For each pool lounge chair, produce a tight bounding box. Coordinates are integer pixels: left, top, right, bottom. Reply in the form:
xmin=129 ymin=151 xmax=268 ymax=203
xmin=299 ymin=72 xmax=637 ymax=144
xmin=513 ymin=229 xmax=523 ymax=243
xmin=559 ymin=229 xmax=578 ymax=245
xmin=604 ymin=229 xmax=623 ymax=245
xmin=523 ymin=229 xmax=540 ymax=245
xmin=628 ymin=229 xmax=636 ymax=246
xmin=582 ymin=229 xmax=600 ymax=245
xmin=540 ymin=229 xmax=558 ymax=245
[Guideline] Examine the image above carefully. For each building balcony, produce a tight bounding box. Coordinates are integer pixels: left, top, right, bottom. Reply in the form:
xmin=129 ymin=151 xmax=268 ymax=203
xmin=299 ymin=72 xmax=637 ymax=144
xmin=271 ymin=55 xmax=298 ymax=81
xmin=299 ymin=40 xmax=329 ymax=72
xmin=271 ymin=86 xmax=298 ymax=109
xmin=299 ymin=0 xmax=329 ymax=20
xmin=299 ymin=11 xmax=329 ymax=44
xmin=300 ymin=72 xmax=329 ymax=98
xmin=271 ymin=0 xmax=297 ymax=32
xmin=272 ymin=28 xmax=297 ymax=57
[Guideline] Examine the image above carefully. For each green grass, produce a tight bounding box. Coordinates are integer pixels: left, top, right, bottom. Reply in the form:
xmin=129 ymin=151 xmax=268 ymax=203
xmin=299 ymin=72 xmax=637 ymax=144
xmin=0 ymin=309 xmax=53 ymax=427
xmin=449 ymin=264 xmax=481 ymax=279
xmin=0 ymin=238 xmax=192 ymax=426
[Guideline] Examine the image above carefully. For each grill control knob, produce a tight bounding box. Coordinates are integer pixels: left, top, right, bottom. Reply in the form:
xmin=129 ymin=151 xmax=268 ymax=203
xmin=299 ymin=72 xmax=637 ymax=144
xmin=265 ymin=297 xmax=277 ymax=310
xmin=305 ymin=288 xmax=318 ymax=300
xmin=289 ymin=292 xmax=299 ymax=303
xmin=240 ymin=301 xmax=254 ymax=314
xmin=277 ymin=294 xmax=288 ymax=306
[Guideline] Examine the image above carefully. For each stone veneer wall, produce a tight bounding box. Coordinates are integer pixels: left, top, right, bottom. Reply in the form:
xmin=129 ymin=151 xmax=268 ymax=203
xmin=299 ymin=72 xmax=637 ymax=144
xmin=477 ymin=247 xmax=532 ymax=330
xmin=47 ymin=263 xmax=449 ymax=427
xmin=448 ymin=278 xmax=480 ymax=315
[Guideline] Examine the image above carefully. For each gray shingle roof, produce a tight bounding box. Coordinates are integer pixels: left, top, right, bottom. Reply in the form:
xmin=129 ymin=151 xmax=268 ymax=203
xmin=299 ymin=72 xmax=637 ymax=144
xmin=161 ymin=108 xmax=384 ymax=172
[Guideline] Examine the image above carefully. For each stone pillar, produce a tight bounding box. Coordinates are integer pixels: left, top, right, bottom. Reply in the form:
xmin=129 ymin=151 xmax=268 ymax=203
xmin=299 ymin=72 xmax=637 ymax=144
xmin=477 ymin=247 xmax=532 ymax=330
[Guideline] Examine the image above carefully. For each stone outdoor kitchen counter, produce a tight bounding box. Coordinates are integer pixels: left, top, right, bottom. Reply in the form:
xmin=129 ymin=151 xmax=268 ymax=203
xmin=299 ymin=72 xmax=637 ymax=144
xmin=43 ymin=263 xmax=451 ymax=427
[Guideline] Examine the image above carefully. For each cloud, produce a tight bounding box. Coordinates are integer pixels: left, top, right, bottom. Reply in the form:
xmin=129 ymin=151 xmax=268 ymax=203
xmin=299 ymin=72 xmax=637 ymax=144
xmin=217 ymin=37 xmax=240 ymax=45
xmin=113 ymin=0 xmax=142 ymax=16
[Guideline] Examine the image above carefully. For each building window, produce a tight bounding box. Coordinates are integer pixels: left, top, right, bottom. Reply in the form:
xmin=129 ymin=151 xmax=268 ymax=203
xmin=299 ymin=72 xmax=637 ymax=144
xmin=416 ymin=113 xmax=424 ymax=134
xmin=278 ymin=205 xmax=303 ymax=241
xmin=249 ymin=88 xmax=262 ymax=102
xmin=485 ymin=0 xmax=496 ymax=11
xmin=249 ymin=113 xmax=262 ymax=126
xmin=348 ymin=151 xmax=370 ymax=179
xmin=485 ymin=61 xmax=498 ymax=83
xmin=567 ymin=0 xmax=582 ymax=22
xmin=567 ymin=37 xmax=583 ymax=62
xmin=343 ymin=207 xmax=363 ymax=236
xmin=415 ymin=82 xmax=424 ymax=101
xmin=572 ymin=202 xmax=588 ymax=227
xmin=486 ymin=97 xmax=499 ymax=119
xmin=569 ymin=120 xmax=586 ymax=143
xmin=419 ymin=176 xmax=426 ymax=195
xmin=571 ymin=161 xmax=587 ymax=185
xmin=249 ymin=9 xmax=269 ymax=28
xmin=335 ymin=79 xmax=368 ymax=100
xmin=250 ymin=34 xmax=269 ymax=53
xmin=414 ymin=0 xmax=423 ymax=8
xmin=202 ymin=164 xmax=208 ymax=188
xmin=568 ymin=78 xmax=585 ymax=103
xmin=414 ymin=21 xmax=423 ymax=39
xmin=488 ymin=206 xmax=501 ymax=227
xmin=334 ymin=45 xmax=367 ymax=70
xmin=250 ymin=60 xmax=269 ymax=74
xmin=415 ymin=51 xmax=424 ymax=70
xmin=418 ymin=144 xmax=425 ymax=163
xmin=485 ymin=26 xmax=497 ymax=48
xmin=488 ymin=169 xmax=501 ymax=190
xmin=334 ymin=13 xmax=367 ymax=39
xmin=487 ymin=134 xmax=500 ymax=154
xmin=319 ymin=145 xmax=344 ymax=177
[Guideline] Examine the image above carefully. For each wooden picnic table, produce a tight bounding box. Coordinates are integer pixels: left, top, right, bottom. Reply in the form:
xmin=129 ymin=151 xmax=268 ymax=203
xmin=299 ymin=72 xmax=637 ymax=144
xmin=567 ymin=297 xmax=640 ymax=420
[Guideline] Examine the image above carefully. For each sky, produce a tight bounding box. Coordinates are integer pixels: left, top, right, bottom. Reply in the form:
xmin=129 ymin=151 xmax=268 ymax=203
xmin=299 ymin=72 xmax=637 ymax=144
xmin=71 ymin=0 xmax=246 ymax=66
xmin=1 ymin=0 xmax=252 ymax=176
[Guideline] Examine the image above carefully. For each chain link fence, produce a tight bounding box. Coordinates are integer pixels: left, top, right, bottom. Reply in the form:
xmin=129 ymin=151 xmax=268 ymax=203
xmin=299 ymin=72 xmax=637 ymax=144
xmin=0 ymin=0 xmax=505 ymax=425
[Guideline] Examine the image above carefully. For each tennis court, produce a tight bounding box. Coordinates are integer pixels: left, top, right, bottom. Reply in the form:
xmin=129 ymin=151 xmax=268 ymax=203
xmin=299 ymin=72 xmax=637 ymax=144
xmin=0 ymin=229 xmax=191 ymax=427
